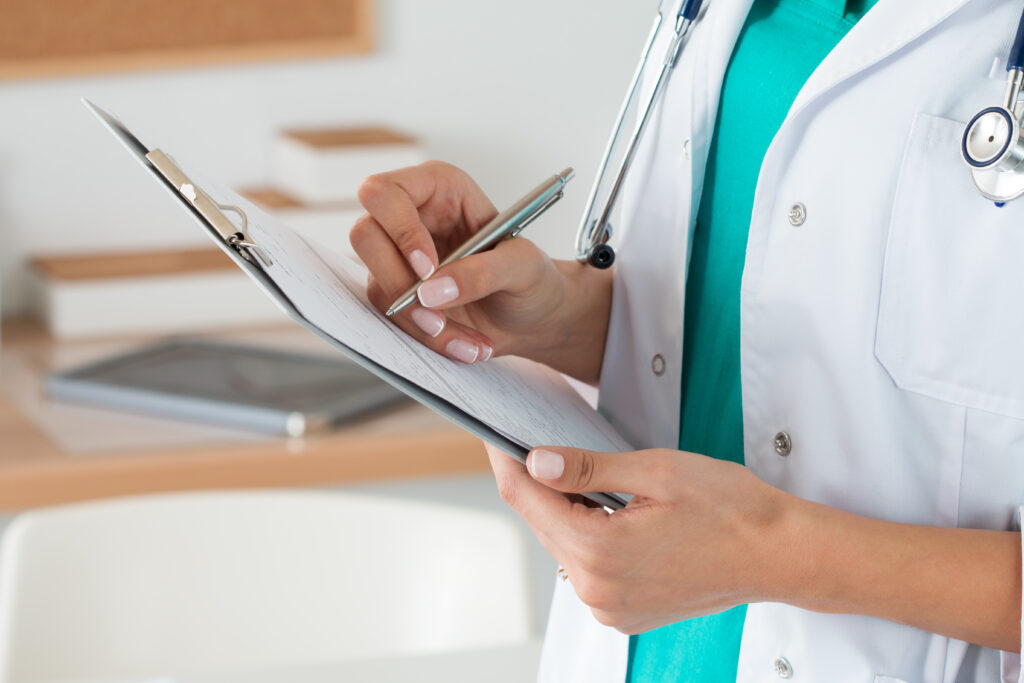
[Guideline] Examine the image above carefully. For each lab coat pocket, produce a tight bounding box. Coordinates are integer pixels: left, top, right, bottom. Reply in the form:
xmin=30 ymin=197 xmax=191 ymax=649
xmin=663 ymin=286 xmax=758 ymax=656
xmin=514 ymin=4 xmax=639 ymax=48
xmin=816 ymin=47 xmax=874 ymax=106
xmin=876 ymin=112 xmax=1024 ymax=419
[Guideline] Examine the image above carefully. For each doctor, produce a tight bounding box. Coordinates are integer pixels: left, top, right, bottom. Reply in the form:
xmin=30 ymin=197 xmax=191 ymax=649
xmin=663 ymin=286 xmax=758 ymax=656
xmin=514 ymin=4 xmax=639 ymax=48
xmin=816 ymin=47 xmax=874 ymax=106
xmin=350 ymin=0 xmax=1024 ymax=681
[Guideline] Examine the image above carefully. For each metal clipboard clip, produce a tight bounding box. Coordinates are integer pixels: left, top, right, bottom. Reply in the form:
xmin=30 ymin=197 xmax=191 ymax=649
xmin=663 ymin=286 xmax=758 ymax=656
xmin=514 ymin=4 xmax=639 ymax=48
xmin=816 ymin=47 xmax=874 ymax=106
xmin=145 ymin=149 xmax=273 ymax=268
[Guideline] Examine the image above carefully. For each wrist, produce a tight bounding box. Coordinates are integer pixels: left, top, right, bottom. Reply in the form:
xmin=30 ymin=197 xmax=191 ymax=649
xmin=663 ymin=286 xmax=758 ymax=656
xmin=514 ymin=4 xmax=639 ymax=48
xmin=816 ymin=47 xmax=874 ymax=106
xmin=741 ymin=484 xmax=835 ymax=607
xmin=526 ymin=260 xmax=612 ymax=382
xmin=755 ymin=491 xmax=864 ymax=613
xmin=559 ymin=261 xmax=613 ymax=374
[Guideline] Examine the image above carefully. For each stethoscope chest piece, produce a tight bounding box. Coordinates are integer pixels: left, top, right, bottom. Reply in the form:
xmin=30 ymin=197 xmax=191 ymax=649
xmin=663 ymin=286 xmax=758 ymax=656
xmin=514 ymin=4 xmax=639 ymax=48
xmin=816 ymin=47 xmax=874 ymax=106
xmin=962 ymin=8 xmax=1024 ymax=203
xmin=963 ymin=105 xmax=1024 ymax=201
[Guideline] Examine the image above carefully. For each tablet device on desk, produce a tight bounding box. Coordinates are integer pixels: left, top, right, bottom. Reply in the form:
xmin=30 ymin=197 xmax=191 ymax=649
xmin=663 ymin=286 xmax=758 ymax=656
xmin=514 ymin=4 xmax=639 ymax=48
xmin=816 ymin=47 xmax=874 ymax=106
xmin=47 ymin=340 xmax=407 ymax=437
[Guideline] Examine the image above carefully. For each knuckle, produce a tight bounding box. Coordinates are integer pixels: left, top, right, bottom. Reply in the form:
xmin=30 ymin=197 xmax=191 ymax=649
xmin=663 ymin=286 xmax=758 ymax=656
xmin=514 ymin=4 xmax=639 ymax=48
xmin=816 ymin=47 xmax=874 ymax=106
xmin=393 ymin=228 xmax=423 ymax=255
xmin=572 ymin=575 xmax=599 ymax=606
xmin=366 ymin=283 xmax=392 ymax=313
xmin=366 ymin=282 xmax=384 ymax=306
xmin=615 ymin=621 xmax=644 ymax=636
xmin=571 ymin=450 xmax=596 ymax=492
xmin=575 ymin=545 xmax=606 ymax=578
xmin=422 ymin=159 xmax=453 ymax=174
xmin=348 ymin=215 xmax=374 ymax=250
xmin=647 ymin=450 xmax=679 ymax=483
xmin=574 ymin=534 xmax=613 ymax=571
xmin=497 ymin=234 xmax=541 ymax=260
xmin=495 ymin=474 xmax=520 ymax=509
xmin=589 ymin=605 xmax=628 ymax=631
xmin=357 ymin=174 xmax=388 ymax=206
xmin=574 ymin=576 xmax=615 ymax=612
xmin=455 ymin=259 xmax=493 ymax=298
xmin=590 ymin=609 xmax=617 ymax=628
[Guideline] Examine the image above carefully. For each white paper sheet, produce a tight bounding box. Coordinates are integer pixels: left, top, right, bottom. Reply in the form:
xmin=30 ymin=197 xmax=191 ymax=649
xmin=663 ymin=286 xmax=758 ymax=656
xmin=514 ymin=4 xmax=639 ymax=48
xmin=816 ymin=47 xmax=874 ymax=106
xmin=195 ymin=171 xmax=632 ymax=454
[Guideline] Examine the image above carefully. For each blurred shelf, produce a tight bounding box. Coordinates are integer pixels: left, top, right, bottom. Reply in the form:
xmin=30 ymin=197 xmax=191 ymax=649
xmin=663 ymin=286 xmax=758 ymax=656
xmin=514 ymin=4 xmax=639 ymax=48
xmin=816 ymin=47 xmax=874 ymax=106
xmin=0 ymin=318 xmax=488 ymax=511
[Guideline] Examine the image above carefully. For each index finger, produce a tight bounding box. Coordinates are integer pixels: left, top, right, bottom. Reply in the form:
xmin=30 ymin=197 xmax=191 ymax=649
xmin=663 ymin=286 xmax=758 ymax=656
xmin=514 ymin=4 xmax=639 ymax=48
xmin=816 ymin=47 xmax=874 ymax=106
xmin=357 ymin=167 xmax=440 ymax=280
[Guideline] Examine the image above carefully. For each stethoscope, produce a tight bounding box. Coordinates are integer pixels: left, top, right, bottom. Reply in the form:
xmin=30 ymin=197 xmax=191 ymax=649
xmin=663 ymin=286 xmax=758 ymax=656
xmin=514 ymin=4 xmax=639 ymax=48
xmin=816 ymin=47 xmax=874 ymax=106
xmin=578 ymin=2 xmax=1024 ymax=267
xmin=575 ymin=0 xmax=704 ymax=269
xmin=962 ymin=7 xmax=1024 ymax=203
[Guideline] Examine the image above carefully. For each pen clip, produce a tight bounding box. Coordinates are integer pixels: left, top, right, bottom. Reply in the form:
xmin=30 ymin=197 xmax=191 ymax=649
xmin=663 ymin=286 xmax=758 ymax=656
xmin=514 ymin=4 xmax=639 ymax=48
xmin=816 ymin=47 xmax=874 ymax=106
xmin=509 ymin=191 xmax=564 ymax=239
xmin=145 ymin=149 xmax=273 ymax=268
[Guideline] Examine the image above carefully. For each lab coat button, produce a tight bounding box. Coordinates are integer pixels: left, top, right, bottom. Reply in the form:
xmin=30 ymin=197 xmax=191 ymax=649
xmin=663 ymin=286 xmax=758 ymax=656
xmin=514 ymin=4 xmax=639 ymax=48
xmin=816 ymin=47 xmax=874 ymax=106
xmin=788 ymin=202 xmax=807 ymax=226
xmin=774 ymin=657 xmax=793 ymax=678
xmin=773 ymin=431 xmax=792 ymax=456
xmin=683 ymin=138 xmax=691 ymax=159
xmin=651 ymin=354 xmax=666 ymax=376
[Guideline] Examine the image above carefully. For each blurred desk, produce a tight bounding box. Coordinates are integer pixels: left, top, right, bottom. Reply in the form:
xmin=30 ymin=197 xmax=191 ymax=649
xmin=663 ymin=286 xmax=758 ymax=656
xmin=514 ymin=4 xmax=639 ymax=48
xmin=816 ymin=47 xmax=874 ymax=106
xmin=0 ymin=318 xmax=489 ymax=512
xmin=43 ymin=641 xmax=543 ymax=683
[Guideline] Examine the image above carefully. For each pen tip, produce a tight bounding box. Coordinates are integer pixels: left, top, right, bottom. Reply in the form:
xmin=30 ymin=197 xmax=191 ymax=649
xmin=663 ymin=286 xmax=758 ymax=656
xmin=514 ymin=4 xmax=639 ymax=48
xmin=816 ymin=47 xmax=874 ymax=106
xmin=385 ymin=308 xmax=396 ymax=318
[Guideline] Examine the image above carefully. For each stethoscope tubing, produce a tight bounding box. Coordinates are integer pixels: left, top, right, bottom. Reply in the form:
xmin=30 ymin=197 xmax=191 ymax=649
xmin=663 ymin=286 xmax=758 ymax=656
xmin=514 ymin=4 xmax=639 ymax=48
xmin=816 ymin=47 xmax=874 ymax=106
xmin=574 ymin=10 xmax=665 ymax=261
xmin=1009 ymin=4 xmax=1024 ymax=71
xmin=575 ymin=0 xmax=705 ymax=267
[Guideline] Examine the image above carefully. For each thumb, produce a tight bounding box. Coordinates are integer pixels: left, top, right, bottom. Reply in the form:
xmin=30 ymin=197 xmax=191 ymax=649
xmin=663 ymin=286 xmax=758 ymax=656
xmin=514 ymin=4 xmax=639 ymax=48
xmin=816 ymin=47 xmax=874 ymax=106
xmin=418 ymin=238 xmax=547 ymax=312
xmin=526 ymin=447 xmax=669 ymax=499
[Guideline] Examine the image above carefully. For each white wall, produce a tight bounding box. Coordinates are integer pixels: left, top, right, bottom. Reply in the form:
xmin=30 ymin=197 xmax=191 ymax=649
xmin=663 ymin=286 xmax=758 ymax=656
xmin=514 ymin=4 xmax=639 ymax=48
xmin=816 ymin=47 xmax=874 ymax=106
xmin=0 ymin=0 xmax=652 ymax=315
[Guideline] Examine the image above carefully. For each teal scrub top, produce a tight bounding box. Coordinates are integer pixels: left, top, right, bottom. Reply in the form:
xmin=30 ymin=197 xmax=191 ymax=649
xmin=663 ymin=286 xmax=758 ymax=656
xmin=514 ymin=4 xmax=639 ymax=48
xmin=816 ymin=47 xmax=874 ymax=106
xmin=625 ymin=1 xmax=878 ymax=681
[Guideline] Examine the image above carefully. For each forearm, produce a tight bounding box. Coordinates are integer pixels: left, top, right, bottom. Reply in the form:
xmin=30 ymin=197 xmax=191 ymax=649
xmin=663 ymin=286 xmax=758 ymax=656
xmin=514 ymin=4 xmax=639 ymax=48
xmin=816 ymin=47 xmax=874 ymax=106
xmin=773 ymin=495 xmax=1022 ymax=652
xmin=526 ymin=260 xmax=613 ymax=383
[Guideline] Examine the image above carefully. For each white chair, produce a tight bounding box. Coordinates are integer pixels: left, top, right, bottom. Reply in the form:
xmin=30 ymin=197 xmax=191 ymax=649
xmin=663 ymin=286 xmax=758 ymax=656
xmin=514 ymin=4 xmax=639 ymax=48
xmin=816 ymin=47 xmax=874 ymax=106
xmin=0 ymin=490 xmax=532 ymax=682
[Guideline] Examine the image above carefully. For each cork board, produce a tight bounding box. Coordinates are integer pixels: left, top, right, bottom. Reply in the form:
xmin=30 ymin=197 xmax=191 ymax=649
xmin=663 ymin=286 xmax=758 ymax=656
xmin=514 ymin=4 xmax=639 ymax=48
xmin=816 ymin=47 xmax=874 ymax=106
xmin=0 ymin=0 xmax=374 ymax=79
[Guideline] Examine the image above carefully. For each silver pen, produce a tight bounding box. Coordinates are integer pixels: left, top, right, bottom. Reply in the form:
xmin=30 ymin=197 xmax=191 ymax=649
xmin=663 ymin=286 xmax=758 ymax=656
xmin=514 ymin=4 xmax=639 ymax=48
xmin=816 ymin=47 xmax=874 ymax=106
xmin=385 ymin=167 xmax=575 ymax=317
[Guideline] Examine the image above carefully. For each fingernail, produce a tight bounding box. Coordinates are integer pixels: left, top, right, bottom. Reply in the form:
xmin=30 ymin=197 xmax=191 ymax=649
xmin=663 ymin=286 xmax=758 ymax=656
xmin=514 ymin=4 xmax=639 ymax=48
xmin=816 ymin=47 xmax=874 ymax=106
xmin=408 ymin=249 xmax=435 ymax=280
xmin=480 ymin=344 xmax=494 ymax=361
xmin=446 ymin=338 xmax=479 ymax=364
xmin=418 ymin=276 xmax=459 ymax=307
xmin=529 ymin=450 xmax=564 ymax=480
xmin=410 ymin=307 xmax=445 ymax=338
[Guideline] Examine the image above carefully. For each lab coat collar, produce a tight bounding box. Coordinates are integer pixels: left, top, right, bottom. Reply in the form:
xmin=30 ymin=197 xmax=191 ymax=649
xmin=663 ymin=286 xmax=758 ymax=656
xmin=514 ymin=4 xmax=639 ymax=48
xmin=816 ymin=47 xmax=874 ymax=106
xmin=790 ymin=0 xmax=976 ymax=114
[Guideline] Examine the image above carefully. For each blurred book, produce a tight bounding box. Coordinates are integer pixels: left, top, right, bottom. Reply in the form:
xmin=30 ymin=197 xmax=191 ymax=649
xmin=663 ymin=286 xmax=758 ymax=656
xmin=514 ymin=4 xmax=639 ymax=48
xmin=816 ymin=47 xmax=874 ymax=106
xmin=274 ymin=127 xmax=425 ymax=203
xmin=27 ymin=247 xmax=287 ymax=339
xmin=240 ymin=187 xmax=363 ymax=257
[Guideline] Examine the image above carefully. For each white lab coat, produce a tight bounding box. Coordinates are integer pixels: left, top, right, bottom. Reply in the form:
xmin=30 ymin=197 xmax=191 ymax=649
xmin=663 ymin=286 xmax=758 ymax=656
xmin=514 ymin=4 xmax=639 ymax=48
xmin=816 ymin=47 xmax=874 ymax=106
xmin=538 ymin=0 xmax=1024 ymax=681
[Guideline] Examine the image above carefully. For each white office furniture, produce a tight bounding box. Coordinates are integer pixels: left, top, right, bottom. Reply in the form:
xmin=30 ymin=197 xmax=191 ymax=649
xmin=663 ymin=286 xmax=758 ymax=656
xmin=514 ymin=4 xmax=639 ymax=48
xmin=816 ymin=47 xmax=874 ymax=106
xmin=0 ymin=490 xmax=532 ymax=683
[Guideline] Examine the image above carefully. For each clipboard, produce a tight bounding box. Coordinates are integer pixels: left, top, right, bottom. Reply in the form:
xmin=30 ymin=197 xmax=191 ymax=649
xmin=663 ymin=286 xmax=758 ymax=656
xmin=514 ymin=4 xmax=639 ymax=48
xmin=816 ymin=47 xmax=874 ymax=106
xmin=84 ymin=100 xmax=629 ymax=511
